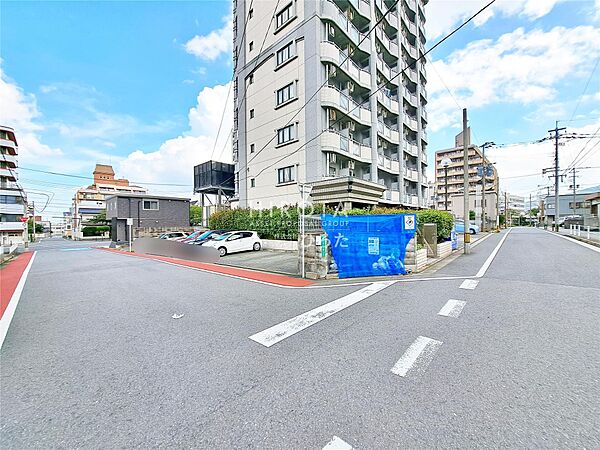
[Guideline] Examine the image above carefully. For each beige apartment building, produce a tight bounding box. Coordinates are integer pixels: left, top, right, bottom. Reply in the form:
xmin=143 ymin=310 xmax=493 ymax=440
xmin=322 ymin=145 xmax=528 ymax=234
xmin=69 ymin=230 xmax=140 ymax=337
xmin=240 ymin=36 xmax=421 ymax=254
xmin=70 ymin=164 xmax=147 ymax=239
xmin=434 ymin=132 xmax=499 ymax=221
xmin=233 ymin=0 xmax=429 ymax=209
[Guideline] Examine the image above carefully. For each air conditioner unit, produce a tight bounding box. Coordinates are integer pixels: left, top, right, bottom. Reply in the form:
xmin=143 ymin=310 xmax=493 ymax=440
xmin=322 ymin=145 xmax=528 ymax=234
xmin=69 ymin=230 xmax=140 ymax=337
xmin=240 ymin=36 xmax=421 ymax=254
xmin=348 ymin=160 xmax=355 ymax=170
xmin=376 ymin=43 xmax=382 ymax=53
xmin=348 ymin=132 xmax=354 ymax=140
xmin=326 ymin=64 xmax=337 ymax=78
xmin=349 ymin=169 xmax=355 ymax=177
xmin=349 ymin=122 xmax=356 ymax=132
xmin=347 ymin=81 xmax=355 ymax=93
xmin=329 ymin=152 xmax=337 ymax=164
xmin=328 ymin=109 xmax=337 ymax=121
xmin=347 ymin=9 xmax=354 ymax=20
xmin=382 ymin=110 xmax=388 ymax=119
xmin=377 ymin=137 xmax=382 ymax=146
xmin=328 ymin=24 xmax=335 ymax=37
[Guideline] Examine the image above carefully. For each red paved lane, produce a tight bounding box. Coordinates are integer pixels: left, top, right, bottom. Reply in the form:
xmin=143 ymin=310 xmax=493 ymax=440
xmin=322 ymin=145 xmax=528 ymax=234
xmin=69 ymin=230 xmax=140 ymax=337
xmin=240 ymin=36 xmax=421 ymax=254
xmin=99 ymin=248 xmax=314 ymax=287
xmin=1 ymin=252 xmax=34 ymax=320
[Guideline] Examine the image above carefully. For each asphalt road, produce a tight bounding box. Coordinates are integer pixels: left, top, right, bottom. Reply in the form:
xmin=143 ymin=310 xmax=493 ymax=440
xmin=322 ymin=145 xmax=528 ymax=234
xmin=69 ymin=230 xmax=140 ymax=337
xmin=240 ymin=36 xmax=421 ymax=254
xmin=1 ymin=230 xmax=599 ymax=449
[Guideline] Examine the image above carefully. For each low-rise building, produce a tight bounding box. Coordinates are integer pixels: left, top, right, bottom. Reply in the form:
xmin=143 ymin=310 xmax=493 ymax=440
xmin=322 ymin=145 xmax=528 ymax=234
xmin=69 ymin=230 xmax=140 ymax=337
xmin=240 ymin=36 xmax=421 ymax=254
xmin=71 ymin=164 xmax=147 ymax=239
xmin=543 ymin=185 xmax=600 ymax=227
xmin=105 ymin=193 xmax=190 ymax=242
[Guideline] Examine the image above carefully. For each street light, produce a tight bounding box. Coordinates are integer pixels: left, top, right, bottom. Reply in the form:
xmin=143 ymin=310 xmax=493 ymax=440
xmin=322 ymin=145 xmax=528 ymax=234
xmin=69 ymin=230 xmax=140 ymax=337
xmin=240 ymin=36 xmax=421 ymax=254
xmin=479 ymin=141 xmax=495 ymax=232
xmin=440 ymin=157 xmax=452 ymax=211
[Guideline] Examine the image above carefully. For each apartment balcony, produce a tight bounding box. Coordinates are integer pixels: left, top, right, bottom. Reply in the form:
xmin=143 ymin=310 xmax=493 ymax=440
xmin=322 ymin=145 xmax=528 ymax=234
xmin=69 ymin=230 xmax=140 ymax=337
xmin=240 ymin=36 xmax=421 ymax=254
xmin=0 ymin=203 xmax=26 ymax=215
xmin=404 ymin=167 xmax=419 ymax=182
xmin=375 ymin=27 xmax=399 ymax=56
xmin=321 ymin=130 xmax=372 ymax=162
xmin=376 ymin=57 xmax=399 ymax=85
xmin=405 ymin=0 xmax=417 ymax=13
xmin=321 ymin=41 xmax=371 ymax=88
xmin=405 ymin=66 xmax=418 ymax=83
xmin=0 ymin=181 xmax=21 ymax=191
xmin=421 ymin=150 xmax=428 ymax=164
xmin=401 ymin=10 xmax=417 ymax=36
xmin=377 ymin=154 xmax=400 ymax=173
xmin=403 ymin=113 xmax=418 ymax=131
xmin=420 ymin=85 xmax=428 ymax=99
xmin=0 ymin=167 xmax=17 ymax=181
xmin=376 ymin=90 xmax=399 ymax=115
xmin=0 ymin=138 xmax=17 ymax=152
xmin=421 ymin=109 xmax=428 ymax=122
xmin=421 ymin=129 xmax=428 ymax=142
xmin=419 ymin=60 xmax=427 ymax=80
xmin=0 ymin=222 xmax=25 ymax=232
xmin=322 ymin=0 xmax=371 ymax=53
xmin=403 ymin=140 xmax=418 ymax=157
xmin=402 ymin=87 xmax=418 ymax=107
xmin=344 ymin=0 xmax=371 ymax=20
xmin=377 ymin=121 xmax=400 ymax=144
xmin=375 ymin=0 xmax=399 ymax=30
xmin=322 ymin=86 xmax=371 ymax=125
xmin=381 ymin=189 xmax=401 ymax=203
xmin=403 ymin=193 xmax=419 ymax=207
xmin=0 ymin=153 xmax=17 ymax=167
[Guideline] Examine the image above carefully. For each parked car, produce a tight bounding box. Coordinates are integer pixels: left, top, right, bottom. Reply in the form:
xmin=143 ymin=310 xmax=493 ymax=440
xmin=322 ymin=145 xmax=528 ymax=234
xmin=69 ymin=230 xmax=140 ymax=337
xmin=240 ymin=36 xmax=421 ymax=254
xmin=203 ymin=231 xmax=262 ymax=256
xmin=158 ymin=232 xmax=188 ymax=240
xmin=454 ymin=221 xmax=480 ymax=234
xmin=191 ymin=229 xmax=229 ymax=245
xmin=561 ymin=215 xmax=583 ymax=228
xmin=178 ymin=230 xmax=204 ymax=243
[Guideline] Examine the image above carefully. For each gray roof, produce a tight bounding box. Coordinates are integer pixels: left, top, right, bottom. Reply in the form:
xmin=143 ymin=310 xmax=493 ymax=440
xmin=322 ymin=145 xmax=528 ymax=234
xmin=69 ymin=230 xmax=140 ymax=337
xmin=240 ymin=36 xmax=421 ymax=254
xmin=105 ymin=193 xmax=191 ymax=201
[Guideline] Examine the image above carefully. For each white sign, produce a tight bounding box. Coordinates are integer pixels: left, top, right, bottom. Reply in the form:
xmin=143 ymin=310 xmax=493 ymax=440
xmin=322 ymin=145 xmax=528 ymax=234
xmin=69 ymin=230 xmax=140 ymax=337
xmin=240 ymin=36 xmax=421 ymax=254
xmin=404 ymin=215 xmax=415 ymax=230
xmin=368 ymin=237 xmax=380 ymax=255
xmin=126 ymin=218 xmax=133 ymax=226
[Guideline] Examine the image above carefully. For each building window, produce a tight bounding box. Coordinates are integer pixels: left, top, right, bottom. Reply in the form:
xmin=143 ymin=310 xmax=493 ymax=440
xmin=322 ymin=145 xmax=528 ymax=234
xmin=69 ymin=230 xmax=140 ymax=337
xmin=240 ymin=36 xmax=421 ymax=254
xmin=250 ymin=109 xmax=255 ymax=119
xmin=276 ymin=41 xmax=295 ymax=67
xmin=276 ymin=82 xmax=296 ymax=106
xmin=249 ymin=41 xmax=254 ymax=51
xmin=248 ymin=74 xmax=254 ymax=85
xmin=250 ymin=178 xmax=255 ymax=188
xmin=277 ymin=123 xmax=296 ymax=145
xmin=276 ymin=3 xmax=293 ymax=30
xmin=250 ymin=143 xmax=255 ymax=153
xmin=277 ymin=165 xmax=295 ymax=184
xmin=142 ymin=200 xmax=159 ymax=210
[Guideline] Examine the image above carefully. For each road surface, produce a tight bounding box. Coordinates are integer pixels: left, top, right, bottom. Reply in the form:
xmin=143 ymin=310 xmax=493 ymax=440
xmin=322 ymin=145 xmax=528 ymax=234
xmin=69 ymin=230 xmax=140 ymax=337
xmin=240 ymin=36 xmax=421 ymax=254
xmin=1 ymin=229 xmax=598 ymax=448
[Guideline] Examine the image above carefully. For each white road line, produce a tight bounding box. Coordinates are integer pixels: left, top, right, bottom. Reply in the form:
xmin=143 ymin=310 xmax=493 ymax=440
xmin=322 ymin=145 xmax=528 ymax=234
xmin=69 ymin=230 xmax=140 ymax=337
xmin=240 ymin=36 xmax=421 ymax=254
xmin=323 ymin=436 xmax=353 ymax=449
xmin=249 ymin=281 xmax=396 ymax=347
xmin=438 ymin=299 xmax=466 ymax=318
xmin=0 ymin=252 xmax=37 ymax=349
xmin=475 ymin=229 xmax=512 ymax=278
xmin=391 ymin=336 xmax=443 ymax=377
xmin=471 ymin=233 xmax=493 ymax=248
xmin=459 ymin=279 xmax=479 ymax=290
xmin=543 ymin=230 xmax=600 ymax=254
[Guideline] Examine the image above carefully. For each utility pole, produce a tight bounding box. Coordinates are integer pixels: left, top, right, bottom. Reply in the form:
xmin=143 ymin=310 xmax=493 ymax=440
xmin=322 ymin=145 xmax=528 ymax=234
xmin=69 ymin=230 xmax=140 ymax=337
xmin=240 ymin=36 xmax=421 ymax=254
xmin=32 ymin=201 xmax=36 ymax=243
xmin=569 ymin=167 xmax=579 ymax=216
xmin=479 ymin=142 xmax=495 ymax=232
xmin=547 ymin=122 xmax=566 ymax=231
xmin=462 ymin=108 xmax=471 ymax=254
xmin=504 ymin=192 xmax=508 ymax=228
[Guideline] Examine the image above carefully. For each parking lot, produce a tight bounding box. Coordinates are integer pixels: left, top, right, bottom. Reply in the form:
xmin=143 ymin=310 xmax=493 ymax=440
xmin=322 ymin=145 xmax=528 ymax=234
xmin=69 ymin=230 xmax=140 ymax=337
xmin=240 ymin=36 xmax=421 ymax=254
xmin=218 ymin=249 xmax=299 ymax=276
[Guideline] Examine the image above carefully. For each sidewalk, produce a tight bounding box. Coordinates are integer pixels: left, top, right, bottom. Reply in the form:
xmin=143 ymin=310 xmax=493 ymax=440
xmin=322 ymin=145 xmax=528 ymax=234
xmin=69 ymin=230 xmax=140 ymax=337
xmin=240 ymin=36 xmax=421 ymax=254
xmin=1 ymin=252 xmax=35 ymax=320
xmin=557 ymin=226 xmax=600 ymax=246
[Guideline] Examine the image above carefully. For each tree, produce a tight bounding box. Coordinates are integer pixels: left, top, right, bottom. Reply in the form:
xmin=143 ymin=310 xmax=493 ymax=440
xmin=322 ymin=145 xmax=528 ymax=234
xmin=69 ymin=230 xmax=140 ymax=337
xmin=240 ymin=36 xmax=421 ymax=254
xmin=499 ymin=214 xmax=506 ymax=226
xmin=190 ymin=205 xmax=203 ymax=226
xmin=27 ymin=220 xmax=43 ymax=234
xmin=90 ymin=210 xmax=108 ymax=224
xmin=529 ymin=207 xmax=539 ymax=217
xmin=469 ymin=210 xmax=476 ymax=220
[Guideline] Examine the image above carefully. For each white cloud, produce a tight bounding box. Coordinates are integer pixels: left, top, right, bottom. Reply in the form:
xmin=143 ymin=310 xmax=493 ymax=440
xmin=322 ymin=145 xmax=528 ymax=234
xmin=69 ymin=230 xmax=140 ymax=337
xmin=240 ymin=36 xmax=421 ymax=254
xmin=0 ymin=66 xmax=64 ymax=161
xmin=184 ymin=14 xmax=232 ymax=61
xmin=119 ymin=82 xmax=233 ymax=187
xmin=427 ymin=25 xmax=600 ymax=132
xmin=426 ymin=0 xmax=566 ymax=41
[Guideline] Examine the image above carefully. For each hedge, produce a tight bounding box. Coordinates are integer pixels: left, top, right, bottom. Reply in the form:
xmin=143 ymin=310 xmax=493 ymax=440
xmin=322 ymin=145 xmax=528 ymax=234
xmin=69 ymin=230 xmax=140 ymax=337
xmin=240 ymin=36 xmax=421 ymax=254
xmin=209 ymin=206 xmax=453 ymax=242
xmin=82 ymin=225 xmax=111 ymax=237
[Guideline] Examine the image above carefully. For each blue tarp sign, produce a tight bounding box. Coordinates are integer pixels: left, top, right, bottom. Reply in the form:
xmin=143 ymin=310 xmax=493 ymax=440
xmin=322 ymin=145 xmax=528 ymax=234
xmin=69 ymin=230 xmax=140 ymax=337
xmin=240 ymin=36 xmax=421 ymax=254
xmin=320 ymin=214 xmax=417 ymax=278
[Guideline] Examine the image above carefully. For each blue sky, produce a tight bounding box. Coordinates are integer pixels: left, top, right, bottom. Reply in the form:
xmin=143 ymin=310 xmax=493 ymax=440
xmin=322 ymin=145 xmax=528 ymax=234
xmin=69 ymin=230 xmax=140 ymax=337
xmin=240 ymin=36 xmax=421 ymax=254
xmin=1 ymin=0 xmax=599 ymax=219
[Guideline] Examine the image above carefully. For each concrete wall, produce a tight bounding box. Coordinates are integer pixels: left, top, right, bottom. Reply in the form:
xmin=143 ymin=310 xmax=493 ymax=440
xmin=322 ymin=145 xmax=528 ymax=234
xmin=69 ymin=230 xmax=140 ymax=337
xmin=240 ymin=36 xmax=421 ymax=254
xmin=107 ymin=196 xmax=190 ymax=228
xmin=262 ymin=239 xmax=298 ymax=251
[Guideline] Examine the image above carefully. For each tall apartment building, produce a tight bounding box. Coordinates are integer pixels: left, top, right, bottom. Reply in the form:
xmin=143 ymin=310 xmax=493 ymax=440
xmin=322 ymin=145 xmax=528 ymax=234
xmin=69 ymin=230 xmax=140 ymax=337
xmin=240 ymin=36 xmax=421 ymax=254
xmin=434 ymin=131 xmax=499 ymax=212
xmin=70 ymin=164 xmax=147 ymax=239
xmin=0 ymin=125 xmax=27 ymax=247
xmin=233 ymin=0 xmax=429 ymax=210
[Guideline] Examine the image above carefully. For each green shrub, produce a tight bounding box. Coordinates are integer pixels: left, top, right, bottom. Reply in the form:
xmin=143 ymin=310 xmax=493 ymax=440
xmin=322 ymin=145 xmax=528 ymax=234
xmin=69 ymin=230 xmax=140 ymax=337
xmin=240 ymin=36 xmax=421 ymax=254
xmin=82 ymin=225 xmax=111 ymax=237
xmin=209 ymin=205 xmax=453 ymax=242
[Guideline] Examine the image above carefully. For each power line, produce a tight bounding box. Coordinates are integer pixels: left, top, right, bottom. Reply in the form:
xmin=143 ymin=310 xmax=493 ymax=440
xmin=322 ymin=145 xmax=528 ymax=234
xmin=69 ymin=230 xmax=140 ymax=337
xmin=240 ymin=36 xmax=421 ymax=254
xmin=250 ymin=0 xmax=498 ymax=181
xmin=568 ymin=55 xmax=600 ymax=122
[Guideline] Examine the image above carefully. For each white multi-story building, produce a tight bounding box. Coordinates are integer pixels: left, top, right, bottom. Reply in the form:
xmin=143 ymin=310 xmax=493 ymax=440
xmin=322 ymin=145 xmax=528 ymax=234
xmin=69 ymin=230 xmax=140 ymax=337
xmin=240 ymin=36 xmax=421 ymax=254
xmin=0 ymin=125 xmax=27 ymax=247
xmin=233 ymin=0 xmax=429 ymax=209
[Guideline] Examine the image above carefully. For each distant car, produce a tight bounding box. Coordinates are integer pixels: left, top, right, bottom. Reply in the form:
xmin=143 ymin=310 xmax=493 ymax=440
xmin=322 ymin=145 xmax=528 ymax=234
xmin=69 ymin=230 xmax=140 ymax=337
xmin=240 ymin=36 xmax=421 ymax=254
xmin=178 ymin=230 xmax=204 ymax=243
xmin=191 ymin=229 xmax=229 ymax=245
xmin=158 ymin=232 xmax=188 ymax=240
xmin=203 ymin=231 xmax=262 ymax=257
xmin=454 ymin=221 xmax=480 ymax=234
xmin=562 ymin=215 xmax=583 ymax=228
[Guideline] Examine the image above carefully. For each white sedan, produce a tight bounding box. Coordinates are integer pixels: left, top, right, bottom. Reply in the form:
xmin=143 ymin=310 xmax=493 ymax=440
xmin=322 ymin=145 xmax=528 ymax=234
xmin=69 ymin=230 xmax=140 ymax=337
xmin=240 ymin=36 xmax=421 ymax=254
xmin=203 ymin=231 xmax=262 ymax=256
